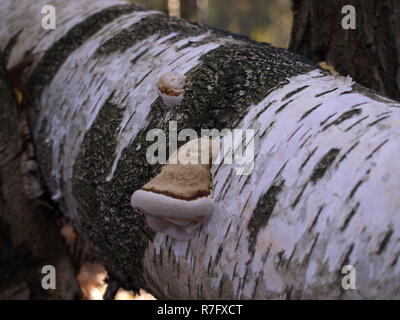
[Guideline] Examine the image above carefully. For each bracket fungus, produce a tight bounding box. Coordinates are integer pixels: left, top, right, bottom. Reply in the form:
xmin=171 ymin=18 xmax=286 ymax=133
xmin=131 ymin=137 xmax=220 ymax=240
xmin=157 ymin=72 xmax=187 ymax=107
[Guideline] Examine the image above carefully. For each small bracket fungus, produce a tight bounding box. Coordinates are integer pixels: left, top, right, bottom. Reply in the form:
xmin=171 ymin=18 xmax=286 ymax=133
xmin=157 ymin=72 xmax=187 ymax=107
xmin=131 ymin=137 xmax=220 ymax=240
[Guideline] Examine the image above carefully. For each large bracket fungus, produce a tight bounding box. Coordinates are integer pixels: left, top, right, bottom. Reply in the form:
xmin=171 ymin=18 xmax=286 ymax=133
xmin=131 ymin=137 xmax=220 ymax=240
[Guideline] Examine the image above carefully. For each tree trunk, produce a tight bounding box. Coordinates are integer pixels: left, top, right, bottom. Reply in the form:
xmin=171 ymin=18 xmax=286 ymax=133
xmin=1 ymin=0 xmax=400 ymax=299
xmin=181 ymin=0 xmax=198 ymax=22
xmin=0 ymin=61 xmax=80 ymax=300
xmin=290 ymin=0 xmax=400 ymax=101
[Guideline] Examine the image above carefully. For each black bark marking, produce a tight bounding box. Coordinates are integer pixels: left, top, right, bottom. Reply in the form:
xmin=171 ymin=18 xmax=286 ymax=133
xmin=299 ymin=134 xmax=312 ymax=149
xmin=377 ymin=228 xmax=393 ymax=255
xmin=312 ymin=73 xmax=328 ymax=78
xmin=274 ymin=161 xmax=289 ymax=180
xmin=247 ymin=181 xmax=284 ymax=253
xmin=298 ymin=127 xmax=312 ymax=141
xmin=232 ymin=262 xmax=238 ymax=280
xmin=340 ymin=202 xmax=360 ymax=231
xmin=213 ymin=152 xmax=227 ymax=178
xmin=299 ymin=103 xmax=322 ymax=121
xmin=376 ymin=111 xmax=392 ymax=117
xmin=239 ymin=194 xmax=252 ymax=217
xmin=310 ymin=148 xmax=340 ymax=183
xmin=291 ymin=182 xmax=308 ymax=208
xmin=315 ymin=87 xmax=337 ymax=97
xmin=130 ymin=47 xmax=150 ymax=65
xmin=366 ymin=140 xmax=389 ymax=159
xmin=303 ymin=233 xmax=319 ymax=265
xmin=241 ymin=268 xmax=249 ymax=291
xmin=261 ymin=244 xmax=272 ymax=264
xmin=275 ymin=99 xmax=294 ymax=113
xmin=252 ymin=277 xmax=260 ymax=298
xmin=217 ymin=170 xmax=232 ymax=200
xmin=368 ymin=115 xmax=390 ymax=127
xmin=348 ymin=180 xmax=363 ymax=199
xmin=283 ymin=246 xmax=297 ymax=270
xmin=390 ymin=252 xmax=400 ymax=267
xmin=28 ymin=4 xmax=138 ymax=103
xmin=344 ymin=115 xmax=369 ymax=132
xmin=220 ymin=172 xmax=234 ymax=200
xmin=337 ymin=141 xmax=359 ymax=165
xmin=135 ymin=68 xmax=153 ymax=87
xmin=204 ymin=233 xmax=209 ymax=246
xmin=153 ymin=47 xmax=169 ymax=57
xmin=300 ymin=146 xmax=318 ymax=171
xmin=234 ymin=231 xmax=243 ymax=252
xmin=223 ymin=221 xmax=233 ymax=239
xmin=287 ymin=123 xmax=304 ymax=142
xmin=322 ymin=109 xmax=362 ymax=131
xmin=119 ymin=111 xmax=136 ymax=133
xmin=350 ymin=102 xmax=368 ymax=108
xmin=207 ymin=256 xmax=212 ymax=275
xmin=340 ymin=244 xmax=354 ymax=269
xmin=168 ymin=244 xmax=172 ymax=259
xmin=281 ymin=85 xmax=309 ymax=101
xmin=259 ymin=120 xmax=275 ymax=139
xmin=239 ymin=175 xmax=251 ymax=194
xmin=168 ymin=52 xmax=187 ymax=65
xmin=184 ymin=241 xmax=190 ymax=259
xmin=320 ymin=112 xmax=337 ymax=126
xmin=254 ymin=100 xmax=275 ymax=120
xmin=353 ymin=83 xmax=394 ymax=104
xmin=308 ymin=205 xmax=324 ymax=232
xmin=276 ymin=250 xmax=285 ymax=268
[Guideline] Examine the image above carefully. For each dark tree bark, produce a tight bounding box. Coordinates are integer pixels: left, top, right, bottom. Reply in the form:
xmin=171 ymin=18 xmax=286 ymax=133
xmin=0 ymin=61 xmax=80 ymax=300
xmin=290 ymin=0 xmax=400 ymax=101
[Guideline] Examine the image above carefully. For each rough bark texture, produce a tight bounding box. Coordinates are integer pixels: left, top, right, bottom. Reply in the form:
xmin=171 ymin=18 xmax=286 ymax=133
xmin=290 ymin=0 xmax=400 ymax=101
xmin=1 ymin=0 xmax=400 ymax=299
xmin=0 ymin=61 xmax=80 ymax=300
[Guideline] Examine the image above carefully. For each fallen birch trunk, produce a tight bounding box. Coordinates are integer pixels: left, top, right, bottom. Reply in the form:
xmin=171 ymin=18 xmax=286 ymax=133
xmin=1 ymin=0 xmax=400 ymax=299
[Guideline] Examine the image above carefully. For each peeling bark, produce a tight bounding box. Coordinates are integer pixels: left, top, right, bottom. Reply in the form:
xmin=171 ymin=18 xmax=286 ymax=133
xmin=1 ymin=0 xmax=400 ymax=299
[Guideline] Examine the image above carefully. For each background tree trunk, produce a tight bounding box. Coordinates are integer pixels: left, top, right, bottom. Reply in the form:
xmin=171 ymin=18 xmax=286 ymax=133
xmin=1 ymin=0 xmax=400 ymax=299
xmin=290 ymin=0 xmax=400 ymax=101
xmin=181 ymin=0 xmax=198 ymax=22
xmin=0 ymin=61 xmax=80 ymax=300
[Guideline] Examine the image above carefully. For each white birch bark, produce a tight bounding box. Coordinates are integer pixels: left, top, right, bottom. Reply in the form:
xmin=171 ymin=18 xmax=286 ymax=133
xmin=1 ymin=0 xmax=399 ymax=299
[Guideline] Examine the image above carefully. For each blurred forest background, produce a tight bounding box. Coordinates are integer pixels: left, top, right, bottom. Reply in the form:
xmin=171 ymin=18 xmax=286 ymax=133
xmin=129 ymin=0 xmax=293 ymax=48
